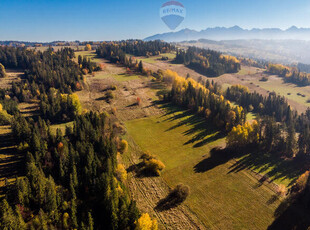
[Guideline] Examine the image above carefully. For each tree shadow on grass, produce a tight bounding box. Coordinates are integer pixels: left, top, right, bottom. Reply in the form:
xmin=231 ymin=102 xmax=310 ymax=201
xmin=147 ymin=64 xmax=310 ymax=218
xmin=155 ymin=193 xmax=184 ymax=211
xmin=268 ymin=181 xmax=310 ymax=230
xmin=0 ymin=132 xmax=25 ymax=195
xmin=194 ymin=147 xmax=236 ymax=173
xmin=228 ymin=153 xmax=307 ymax=187
xmin=194 ymin=146 xmax=307 ymax=189
xmin=159 ymin=103 xmax=225 ymax=148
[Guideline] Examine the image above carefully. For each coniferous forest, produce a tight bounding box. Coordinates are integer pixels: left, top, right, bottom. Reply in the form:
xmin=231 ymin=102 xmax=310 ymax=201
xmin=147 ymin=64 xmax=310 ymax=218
xmin=175 ymin=47 xmax=241 ymax=77
xmin=0 ymin=46 xmax=140 ymax=229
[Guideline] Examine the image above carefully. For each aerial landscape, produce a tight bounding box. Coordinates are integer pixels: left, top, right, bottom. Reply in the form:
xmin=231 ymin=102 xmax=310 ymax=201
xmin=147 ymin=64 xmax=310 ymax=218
xmin=1 ymin=0 xmax=310 ymax=229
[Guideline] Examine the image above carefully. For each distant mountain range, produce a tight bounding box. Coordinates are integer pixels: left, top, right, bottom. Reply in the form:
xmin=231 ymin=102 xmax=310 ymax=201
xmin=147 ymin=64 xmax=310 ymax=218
xmin=144 ymin=26 xmax=310 ymax=42
xmin=179 ymin=39 xmax=310 ymax=64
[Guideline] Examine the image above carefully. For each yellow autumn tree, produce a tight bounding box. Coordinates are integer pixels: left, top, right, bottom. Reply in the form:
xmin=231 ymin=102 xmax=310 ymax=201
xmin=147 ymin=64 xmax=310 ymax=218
xmin=0 ymin=103 xmax=12 ymax=125
xmin=294 ymin=171 xmax=310 ymax=192
xmin=135 ymin=213 xmax=158 ymax=230
xmin=85 ymin=44 xmax=92 ymax=51
xmin=119 ymin=140 xmax=128 ymax=154
xmin=226 ymin=121 xmax=259 ymax=148
xmin=115 ymin=164 xmax=127 ymax=182
xmin=69 ymin=93 xmax=82 ymax=115
xmin=0 ymin=63 xmax=6 ymax=78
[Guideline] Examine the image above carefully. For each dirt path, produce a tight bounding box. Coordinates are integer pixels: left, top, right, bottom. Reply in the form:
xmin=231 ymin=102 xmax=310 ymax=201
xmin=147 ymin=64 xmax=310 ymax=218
xmin=78 ymin=57 xmax=206 ymax=229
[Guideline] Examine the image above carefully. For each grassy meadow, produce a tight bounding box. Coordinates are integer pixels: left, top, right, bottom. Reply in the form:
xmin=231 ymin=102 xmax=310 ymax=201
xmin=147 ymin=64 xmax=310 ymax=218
xmin=93 ymin=73 xmax=140 ymax=82
xmin=125 ymin=104 xmax=284 ymax=229
xmin=75 ymin=50 xmax=102 ymax=63
xmin=136 ymin=52 xmax=176 ymax=64
xmin=252 ymin=75 xmax=310 ymax=108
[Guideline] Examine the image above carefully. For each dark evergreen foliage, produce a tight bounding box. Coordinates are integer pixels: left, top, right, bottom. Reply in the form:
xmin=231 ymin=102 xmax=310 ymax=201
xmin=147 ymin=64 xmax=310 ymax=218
xmin=175 ymin=47 xmax=241 ymax=77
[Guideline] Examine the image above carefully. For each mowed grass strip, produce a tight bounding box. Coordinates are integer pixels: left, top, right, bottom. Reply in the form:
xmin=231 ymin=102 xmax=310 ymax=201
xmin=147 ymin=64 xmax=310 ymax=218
xmin=126 ymin=104 xmax=281 ymax=229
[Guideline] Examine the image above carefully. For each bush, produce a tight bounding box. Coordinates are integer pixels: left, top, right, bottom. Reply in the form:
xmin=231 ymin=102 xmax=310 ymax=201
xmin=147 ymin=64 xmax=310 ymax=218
xmin=143 ymin=159 xmax=165 ymax=176
xmin=0 ymin=109 xmax=12 ymax=125
xmin=112 ymin=122 xmax=126 ymax=135
xmin=169 ymin=184 xmax=190 ymax=203
xmin=248 ymin=104 xmax=254 ymax=112
xmin=291 ymin=171 xmax=309 ymax=194
xmin=137 ymin=97 xmax=141 ymax=106
xmin=106 ymin=90 xmax=115 ymax=101
xmin=140 ymin=152 xmax=165 ymax=176
xmin=119 ymin=140 xmax=128 ymax=154
xmin=140 ymin=151 xmax=153 ymax=161
xmin=110 ymin=85 xmax=117 ymax=91
xmin=115 ymin=164 xmax=127 ymax=182
xmin=135 ymin=213 xmax=158 ymax=230
xmin=259 ymin=76 xmax=268 ymax=82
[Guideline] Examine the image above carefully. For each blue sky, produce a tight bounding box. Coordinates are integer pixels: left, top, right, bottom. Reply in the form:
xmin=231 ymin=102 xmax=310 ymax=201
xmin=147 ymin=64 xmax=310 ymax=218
xmin=1 ymin=0 xmax=310 ymax=42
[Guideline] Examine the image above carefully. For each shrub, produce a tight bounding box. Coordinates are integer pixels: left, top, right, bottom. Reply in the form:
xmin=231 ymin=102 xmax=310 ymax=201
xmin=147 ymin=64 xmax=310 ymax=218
xmin=119 ymin=140 xmax=128 ymax=154
xmin=116 ymin=164 xmax=127 ymax=182
xmin=169 ymin=184 xmax=190 ymax=203
xmin=110 ymin=85 xmax=117 ymax=91
xmin=135 ymin=213 xmax=158 ymax=230
xmin=292 ymin=171 xmax=309 ymax=193
xmin=106 ymin=90 xmax=115 ymax=100
xmin=111 ymin=107 xmax=117 ymax=115
xmin=82 ymin=68 xmax=89 ymax=75
xmin=140 ymin=151 xmax=153 ymax=161
xmin=112 ymin=122 xmax=126 ymax=135
xmin=85 ymin=44 xmax=92 ymax=51
xmin=140 ymin=152 xmax=165 ymax=176
xmin=0 ymin=109 xmax=12 ymax=125
xmin=143 ymin=159 xmax=165 ymax=176
xmin=248 ymin=104 xmax=254 ymax=112
xmin=137 ymin=97 xmax=141 ymax=106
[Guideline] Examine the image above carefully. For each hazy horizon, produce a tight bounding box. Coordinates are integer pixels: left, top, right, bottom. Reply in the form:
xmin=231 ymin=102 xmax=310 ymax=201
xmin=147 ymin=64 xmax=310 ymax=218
xmin=1 ymin=0 xmax=310 ymax=42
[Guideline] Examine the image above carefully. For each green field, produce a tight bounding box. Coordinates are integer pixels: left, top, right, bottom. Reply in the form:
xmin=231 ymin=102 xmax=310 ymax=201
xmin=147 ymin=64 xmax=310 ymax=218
xmin=136 ymin=52 xmax=176 ymax=64
xmin=237 ymin=66 xmax=262 ymax=75
xmin=75 ymin=50 xmax=102 ymax=63
xmin=252 ymin=76 xmax=310 ymax=108
xmin=126 ymin=104 xmax=282 ymax=229
xmin=50 ymin=121 xmax=74 ymax=135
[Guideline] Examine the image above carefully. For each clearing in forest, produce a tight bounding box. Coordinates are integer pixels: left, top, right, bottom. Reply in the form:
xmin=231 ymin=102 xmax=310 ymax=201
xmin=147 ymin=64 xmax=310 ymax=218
xmin=125 ymin=103 xmax=283 ymax=230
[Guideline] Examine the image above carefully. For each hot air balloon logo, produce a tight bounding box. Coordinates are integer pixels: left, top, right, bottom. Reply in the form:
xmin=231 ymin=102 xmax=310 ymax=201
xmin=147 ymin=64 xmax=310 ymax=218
xmin=160 ymin=1 xmax=186 ymax=30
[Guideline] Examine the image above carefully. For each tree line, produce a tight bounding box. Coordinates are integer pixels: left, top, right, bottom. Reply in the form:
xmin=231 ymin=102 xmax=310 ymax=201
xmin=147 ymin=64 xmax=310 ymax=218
xmin=175 ymin=47 xmax=241 ymax=77
xmin=163 ymin=70 xmax=246 ymax=131
xmin=268 ymin=63 xmax=310 ymax=86
xmin=225 ymin=84 xmax=310 ymax=158
xmin=103 ymin=40 xmax=175 ymax=57
xmin=96 ymin=43 xmax=147 ymax=75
